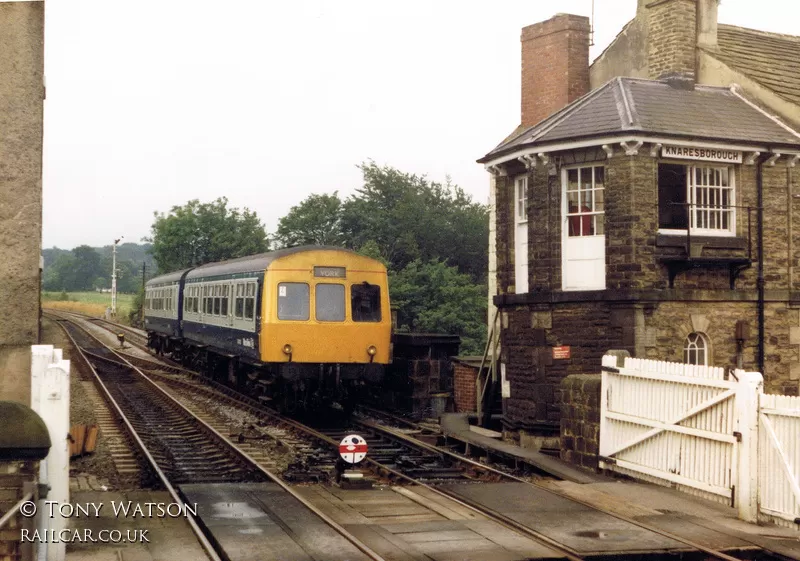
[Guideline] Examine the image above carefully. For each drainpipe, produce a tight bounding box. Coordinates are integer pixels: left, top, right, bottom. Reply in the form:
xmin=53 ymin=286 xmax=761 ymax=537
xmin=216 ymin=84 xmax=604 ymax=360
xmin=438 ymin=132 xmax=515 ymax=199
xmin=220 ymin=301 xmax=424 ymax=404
xmin=757 ymin=156 xmax=765 ymax=375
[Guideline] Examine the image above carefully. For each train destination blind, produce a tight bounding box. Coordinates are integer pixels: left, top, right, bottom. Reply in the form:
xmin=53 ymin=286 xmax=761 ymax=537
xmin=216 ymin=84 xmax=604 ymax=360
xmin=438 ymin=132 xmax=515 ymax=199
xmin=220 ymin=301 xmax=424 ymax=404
xmin=314 ymin=266 xmax=346 ymax=278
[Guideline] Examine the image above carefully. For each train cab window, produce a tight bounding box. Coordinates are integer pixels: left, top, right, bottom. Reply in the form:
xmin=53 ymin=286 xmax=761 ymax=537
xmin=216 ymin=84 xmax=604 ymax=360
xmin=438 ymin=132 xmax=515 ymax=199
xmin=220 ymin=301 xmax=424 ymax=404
xmin=351 ymin=283 xmax=381 ymax=322
xmin=277 ymin=282 xmax=309 ymax=321
xmin=316 ymin=284 xmax=345 ymax=322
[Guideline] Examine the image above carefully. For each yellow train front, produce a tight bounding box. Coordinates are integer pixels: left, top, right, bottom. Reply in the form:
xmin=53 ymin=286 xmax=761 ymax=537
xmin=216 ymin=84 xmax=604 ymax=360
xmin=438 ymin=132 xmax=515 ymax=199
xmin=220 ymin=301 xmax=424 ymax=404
xmin=154 ymin=246 xmax=391 ymax=412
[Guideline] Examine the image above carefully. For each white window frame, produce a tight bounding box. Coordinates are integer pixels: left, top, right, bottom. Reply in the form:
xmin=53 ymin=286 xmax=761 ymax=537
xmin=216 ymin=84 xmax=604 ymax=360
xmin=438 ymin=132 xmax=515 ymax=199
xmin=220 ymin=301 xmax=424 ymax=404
xmin=564 ymin=165 xmax=605 ymax=238
xmin=684 ymin=332 xmax=709 ymax=366
xmin=516 ymin=176 xmax=528 ymax=223
xmin=514 ymin=176 xmax=529 ymax=294
xmin=658 ymin=163 xmax=736 ymax=237
xmin=561 ymin=164 xmax=606 ymax=291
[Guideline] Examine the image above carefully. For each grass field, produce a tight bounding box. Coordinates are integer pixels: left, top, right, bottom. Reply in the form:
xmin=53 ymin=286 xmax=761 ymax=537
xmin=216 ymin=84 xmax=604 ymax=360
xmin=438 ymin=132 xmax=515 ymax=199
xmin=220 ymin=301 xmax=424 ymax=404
xmin=42 ymin=291 xmax=137 ymax=323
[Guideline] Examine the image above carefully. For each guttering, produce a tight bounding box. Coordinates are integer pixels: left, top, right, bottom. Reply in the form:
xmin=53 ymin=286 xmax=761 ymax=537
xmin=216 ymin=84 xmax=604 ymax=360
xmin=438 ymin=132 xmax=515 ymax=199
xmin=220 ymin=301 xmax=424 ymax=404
xmin=479 ymin=134 xmax=800 ymax=169
xmin=757 ymin=154 xmax=766 ymax=376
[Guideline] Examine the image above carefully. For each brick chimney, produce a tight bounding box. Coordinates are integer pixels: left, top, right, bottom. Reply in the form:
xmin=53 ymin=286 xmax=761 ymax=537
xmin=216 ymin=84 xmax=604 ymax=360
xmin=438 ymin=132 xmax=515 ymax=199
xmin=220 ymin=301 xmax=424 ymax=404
xmin=644 ymin=0 xmax=718 ymax=83
xmin=521 ymin=13 xmax=590 ymax=128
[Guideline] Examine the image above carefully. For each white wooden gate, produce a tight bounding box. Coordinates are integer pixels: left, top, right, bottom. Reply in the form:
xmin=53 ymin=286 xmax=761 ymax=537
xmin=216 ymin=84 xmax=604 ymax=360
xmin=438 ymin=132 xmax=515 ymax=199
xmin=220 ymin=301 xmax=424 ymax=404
xmin=758 ymin=394 xmax=800 ymax=526
xmin=600 ymin=356 xmax=743 ymax=504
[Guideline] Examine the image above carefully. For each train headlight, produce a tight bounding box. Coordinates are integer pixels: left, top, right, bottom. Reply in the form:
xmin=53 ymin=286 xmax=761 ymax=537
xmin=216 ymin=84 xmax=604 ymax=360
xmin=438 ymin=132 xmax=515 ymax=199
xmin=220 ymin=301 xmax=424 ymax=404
xmin=282 ymin=344 xmax=293 ymax=355
xmin=367 ymin=345 xmax=377 ymax=356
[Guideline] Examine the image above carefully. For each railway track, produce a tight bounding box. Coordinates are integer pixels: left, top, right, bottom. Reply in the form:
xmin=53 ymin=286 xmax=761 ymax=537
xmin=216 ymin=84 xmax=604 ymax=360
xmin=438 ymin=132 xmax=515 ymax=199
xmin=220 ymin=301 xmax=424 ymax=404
xmin=58 ymin=311 xmax=790 ymax=561
xmin=52 ymin=314 xmax=387 ymax=561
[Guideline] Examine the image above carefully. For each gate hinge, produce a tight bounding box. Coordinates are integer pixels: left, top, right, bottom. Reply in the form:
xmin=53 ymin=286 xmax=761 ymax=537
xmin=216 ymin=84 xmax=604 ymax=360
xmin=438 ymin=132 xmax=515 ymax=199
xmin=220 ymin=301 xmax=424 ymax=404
xmin=600 ymin=366 xmax=620 ymax=373
xmin=598 ymin=455 xmax=617 ymax=465
xmin=733 ymin=431 xmax=742 ymax=442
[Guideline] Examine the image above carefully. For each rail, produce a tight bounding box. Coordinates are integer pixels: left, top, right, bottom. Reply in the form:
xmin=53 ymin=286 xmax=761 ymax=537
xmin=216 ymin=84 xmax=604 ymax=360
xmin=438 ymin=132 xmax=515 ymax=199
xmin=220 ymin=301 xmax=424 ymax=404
xmin=53 ymin=313 xmax=387 ymax=561
xmin=0 ymin=490 xmax=35 ymax=530
xmin=476 ymin=307 xmax=500 ymax=427
xmin=52 ymin=312 xmax=776 ymax=561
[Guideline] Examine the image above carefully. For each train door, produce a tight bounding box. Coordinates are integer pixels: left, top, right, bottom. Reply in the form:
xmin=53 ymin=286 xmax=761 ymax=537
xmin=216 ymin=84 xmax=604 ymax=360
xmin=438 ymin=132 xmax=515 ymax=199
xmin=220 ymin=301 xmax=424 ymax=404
xmin=226 ymin=282 xmax=234 ymax=327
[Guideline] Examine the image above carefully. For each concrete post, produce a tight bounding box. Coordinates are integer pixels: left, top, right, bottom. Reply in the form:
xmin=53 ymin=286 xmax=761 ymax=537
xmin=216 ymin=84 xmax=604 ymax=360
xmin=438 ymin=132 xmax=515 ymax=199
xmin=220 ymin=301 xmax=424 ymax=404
xmin=30 ymin=345 xmax=70 ymax=561
xmin=734 ymin=369 xmax=762 ymax=523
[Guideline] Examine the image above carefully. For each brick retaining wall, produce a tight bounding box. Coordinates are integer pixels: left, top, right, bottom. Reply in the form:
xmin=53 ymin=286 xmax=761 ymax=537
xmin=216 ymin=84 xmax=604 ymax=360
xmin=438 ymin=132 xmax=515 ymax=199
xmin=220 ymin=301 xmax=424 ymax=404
xmin=453 ymin=361 xmax=478 ymax=413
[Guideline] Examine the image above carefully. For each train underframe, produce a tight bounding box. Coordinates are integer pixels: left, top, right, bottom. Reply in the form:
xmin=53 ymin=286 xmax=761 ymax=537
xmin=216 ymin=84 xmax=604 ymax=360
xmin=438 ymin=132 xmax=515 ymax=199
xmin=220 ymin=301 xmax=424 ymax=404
xmin=147 ymin=333 xmax=384 ymax=413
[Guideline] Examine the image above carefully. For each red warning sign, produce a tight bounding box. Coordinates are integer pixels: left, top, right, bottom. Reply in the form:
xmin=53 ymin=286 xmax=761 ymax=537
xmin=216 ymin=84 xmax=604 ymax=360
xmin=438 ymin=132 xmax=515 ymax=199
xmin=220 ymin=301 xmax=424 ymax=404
xmin=552 ymin=346 xmax=571 ymax=360
xmin=339 ymin=434 xmax=368 ymax=464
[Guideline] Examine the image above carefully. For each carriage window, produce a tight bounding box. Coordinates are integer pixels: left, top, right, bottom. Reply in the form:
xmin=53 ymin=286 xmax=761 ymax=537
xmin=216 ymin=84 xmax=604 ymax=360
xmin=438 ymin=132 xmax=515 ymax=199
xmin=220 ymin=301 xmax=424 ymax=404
xmin=235 ymin=283 xmax=244 ymax=318
xmin=278 ymin=283 xmax=309 ymax=321
xmin=351 ymin=283 xmax=381 ymax=322
xmin=192 ymin=298 xmax=198 ymax=313
xmin=246 ymin=282 xmax=257 ymax=320
xmin=316 ymin=284 xmax=345 ymax=322
xmin=234 ymin=284 xmax=243 ymax=318
xmin=221 ymin=297 xmax=228 ymax=316
xmin=213 ymin=297 xmax=221 ymax=315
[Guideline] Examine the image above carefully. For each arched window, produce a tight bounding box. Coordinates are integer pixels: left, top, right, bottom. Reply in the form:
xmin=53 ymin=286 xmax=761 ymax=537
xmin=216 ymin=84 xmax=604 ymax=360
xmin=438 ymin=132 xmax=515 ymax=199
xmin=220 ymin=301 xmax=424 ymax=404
xmin=684 ymin=332 xmax=709 ymax=365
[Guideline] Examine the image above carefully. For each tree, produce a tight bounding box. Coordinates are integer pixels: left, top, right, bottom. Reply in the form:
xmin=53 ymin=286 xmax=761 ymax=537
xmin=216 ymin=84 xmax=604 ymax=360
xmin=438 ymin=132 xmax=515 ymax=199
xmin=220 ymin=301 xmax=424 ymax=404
xmin=128 ymin=288 xmax=145 ymax=327
xmin=71 ymin=245 xmax=103 ymax=291
xmin=275 ymin=193 xmax=344 ymax=247
xmin=389 ymin=259 xmax=487 ymax=355
xmin=340 ymin=162 xmax=488 ymax=282
xmin=147 ymin=197 xmax=270 ymax=272
xmin=272 ymin=162 xmax=490 ymax=353
xmin=42 ymin=253 xmax=76 ymax=291
xmin=42 ymin=243 xmax=156 ymax=294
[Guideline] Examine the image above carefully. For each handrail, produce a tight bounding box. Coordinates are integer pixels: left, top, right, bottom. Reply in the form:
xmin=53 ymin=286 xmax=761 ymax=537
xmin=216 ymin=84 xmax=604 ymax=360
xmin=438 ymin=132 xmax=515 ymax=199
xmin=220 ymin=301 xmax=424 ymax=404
xmin=0 ymin=490 xmax=35 ymax=530
xmin=668 ymin=202 xmax=756 ymax=259
xmin=476 ymin=308 xmax=500 ymax=419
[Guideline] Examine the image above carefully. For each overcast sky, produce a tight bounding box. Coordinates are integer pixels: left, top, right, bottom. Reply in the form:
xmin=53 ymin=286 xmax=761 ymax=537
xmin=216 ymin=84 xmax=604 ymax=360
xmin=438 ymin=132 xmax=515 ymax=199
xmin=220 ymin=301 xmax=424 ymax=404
xmin=41 ymin=0 xmax=800 ymax=249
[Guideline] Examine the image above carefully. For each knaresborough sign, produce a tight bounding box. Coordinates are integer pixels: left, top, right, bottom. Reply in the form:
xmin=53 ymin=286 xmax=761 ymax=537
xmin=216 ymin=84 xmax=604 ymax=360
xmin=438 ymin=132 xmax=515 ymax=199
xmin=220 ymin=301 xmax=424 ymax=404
xmin=662 ymin=144 xmax=743 ymax=164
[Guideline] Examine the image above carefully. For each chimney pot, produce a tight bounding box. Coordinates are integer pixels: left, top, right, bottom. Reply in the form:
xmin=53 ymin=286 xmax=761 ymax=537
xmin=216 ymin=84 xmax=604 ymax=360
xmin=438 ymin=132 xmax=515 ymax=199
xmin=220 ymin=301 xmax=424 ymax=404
xmin=697 ymin=0 xmax=719 ymax=50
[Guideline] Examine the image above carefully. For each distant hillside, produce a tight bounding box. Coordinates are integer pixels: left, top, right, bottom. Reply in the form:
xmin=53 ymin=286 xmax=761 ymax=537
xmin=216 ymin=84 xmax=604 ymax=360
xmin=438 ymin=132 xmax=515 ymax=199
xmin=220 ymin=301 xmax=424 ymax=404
xmin=42 ymin=243 xmax=158 ymax=293
xmin=43 ymin=243 xmax=157 ymax=272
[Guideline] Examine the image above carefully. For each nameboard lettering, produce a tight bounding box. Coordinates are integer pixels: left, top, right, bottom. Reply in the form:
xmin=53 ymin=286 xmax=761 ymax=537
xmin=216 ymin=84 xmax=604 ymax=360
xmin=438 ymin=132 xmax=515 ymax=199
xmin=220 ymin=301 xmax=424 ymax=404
xmin=662 ymin=145 xmax=742 ymax=164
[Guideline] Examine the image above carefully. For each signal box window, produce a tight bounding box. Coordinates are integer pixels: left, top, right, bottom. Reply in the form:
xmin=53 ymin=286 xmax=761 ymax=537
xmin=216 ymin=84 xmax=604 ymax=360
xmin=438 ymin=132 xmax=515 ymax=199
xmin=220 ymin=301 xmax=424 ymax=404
xmin=659 ymin=163 xmax=735 ymax=234
xmin=351 ymin=283 xmax=381 ymax=322
xmin=566 ymin=166 xmax=604 ymax=236
xmin=278 ymin=283 xmax=309 ymax=321
xmin=316 ymin=284 xmax=345 ymax=322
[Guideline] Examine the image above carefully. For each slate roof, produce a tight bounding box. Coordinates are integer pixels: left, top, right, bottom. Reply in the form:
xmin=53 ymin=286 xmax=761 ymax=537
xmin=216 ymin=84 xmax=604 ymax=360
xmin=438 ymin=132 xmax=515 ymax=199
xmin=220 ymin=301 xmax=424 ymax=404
xmin=716 ymin=24 xmax=800 ymax=107
xmin=479 ymin=77 xmax=800 ymax=163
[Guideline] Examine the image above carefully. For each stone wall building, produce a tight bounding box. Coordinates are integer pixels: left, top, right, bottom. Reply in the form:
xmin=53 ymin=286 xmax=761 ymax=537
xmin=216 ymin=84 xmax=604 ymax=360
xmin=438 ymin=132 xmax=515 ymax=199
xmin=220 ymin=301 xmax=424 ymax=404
xmin=0 ymin=0 xmax=45 ymax=404
xmin=479 ymin=0 xmax=800 ymax=441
